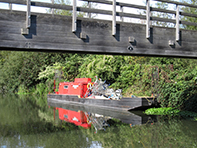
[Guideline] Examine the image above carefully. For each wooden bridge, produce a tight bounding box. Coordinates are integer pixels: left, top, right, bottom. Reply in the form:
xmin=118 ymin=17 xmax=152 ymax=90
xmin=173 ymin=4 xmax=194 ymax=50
xmin=0 ymin=0 xmax=197 ymax=58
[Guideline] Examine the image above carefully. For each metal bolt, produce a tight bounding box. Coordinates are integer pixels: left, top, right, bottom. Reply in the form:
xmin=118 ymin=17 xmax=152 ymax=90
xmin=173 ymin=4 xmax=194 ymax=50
xmin=127 ymin=46 xmax=133 ymax=51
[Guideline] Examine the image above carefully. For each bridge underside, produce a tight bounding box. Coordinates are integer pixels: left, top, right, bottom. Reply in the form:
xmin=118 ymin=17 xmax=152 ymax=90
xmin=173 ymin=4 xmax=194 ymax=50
xmin=0 ymin=10 xmax=197 ymax=58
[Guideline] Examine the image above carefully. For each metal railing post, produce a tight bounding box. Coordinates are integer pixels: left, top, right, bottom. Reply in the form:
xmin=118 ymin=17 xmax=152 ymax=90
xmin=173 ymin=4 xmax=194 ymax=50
xmin=176 ymin=4 xmax=180 ymax=41
xmin=9 ymin=3 xmax=12 ymax=11
xmin=26 ymin=0 xmax=31 ymax=29
xmin=112 ymin=0 xmax=116 ymax=36
xmin=146 ymin=0 xmax=150 ymax=39
xmin=51 ymin=0 xmax=54 ymax=16
xmin=120 ymin=5 xmax=123 ymax=22
xmin=88 ymin=1 xmax=91 ymax=18
xmin=21 ymin=0 xmax=31 ymax=35
xmin=72 ymin=0 xmax=77 ymax=32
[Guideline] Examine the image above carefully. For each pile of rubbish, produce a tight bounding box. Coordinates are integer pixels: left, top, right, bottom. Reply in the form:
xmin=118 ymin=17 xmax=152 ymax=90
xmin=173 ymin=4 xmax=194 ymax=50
xmin=84 ymin=76 xmax=122 ymax=100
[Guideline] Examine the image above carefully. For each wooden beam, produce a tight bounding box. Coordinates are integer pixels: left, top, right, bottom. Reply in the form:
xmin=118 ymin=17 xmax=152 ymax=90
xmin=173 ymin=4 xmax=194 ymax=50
xmin=1 ymin=10 xmax=197 ymax=58
xmin=155 ymin=0 xmax=197 ymax=9
xmin=112 ymin=0 xmax=116 ymax=36
xmin=176 ymin=4 xmax=179 ymax=41
xmin=72 ymin=0 xmax=77 ymax=32
xmin=146 ymin=0 xmax=150 ymax=39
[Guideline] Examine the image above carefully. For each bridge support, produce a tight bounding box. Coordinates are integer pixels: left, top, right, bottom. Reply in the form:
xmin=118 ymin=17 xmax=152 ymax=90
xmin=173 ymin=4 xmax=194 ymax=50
xmin=21 ymin=0 xmax=31 ymax=35
xmin=112 ymin=0 xmax=116 ymax=36
xmin=176 ymin=5 xmax=180 ymax=42
xmin=72 ymin=0 xmax=77 ymax=32
xmin=146 ymin=0 xmax=150 ymax=39
xmin=1 ymin=0 xmax=197 ymax=58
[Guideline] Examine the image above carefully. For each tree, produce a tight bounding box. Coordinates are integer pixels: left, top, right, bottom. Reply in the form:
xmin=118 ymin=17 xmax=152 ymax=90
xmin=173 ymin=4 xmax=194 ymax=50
xmin=181 ymin=0 xmax=197 ymax=30
xmin=152 ymin=2 xmax=175 ymax=27
xmin=48 ymin=0 xmax=96 ymax=18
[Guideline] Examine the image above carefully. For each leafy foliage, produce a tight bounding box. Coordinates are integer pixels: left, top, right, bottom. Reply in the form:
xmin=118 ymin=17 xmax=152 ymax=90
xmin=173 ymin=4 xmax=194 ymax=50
xmin=181 ymin=0 xmax=197 ymax=30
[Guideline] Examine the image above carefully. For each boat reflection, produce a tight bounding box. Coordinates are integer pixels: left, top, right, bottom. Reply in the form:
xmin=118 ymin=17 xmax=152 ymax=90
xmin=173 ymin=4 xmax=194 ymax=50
xmin=48 ymin=101 xmax=157 ymax=132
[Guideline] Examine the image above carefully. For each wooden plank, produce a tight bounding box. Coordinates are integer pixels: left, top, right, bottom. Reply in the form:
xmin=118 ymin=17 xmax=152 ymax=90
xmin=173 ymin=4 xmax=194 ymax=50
xmin=81 ymin=0 xmax=146 ymax=9
xmin=151 ymin=16 xmax=175 ymax=23
xmin=155 ymin=0 xmax=197 ymax=9
xmin=181 ymin=12 xmax=197 ymax=18
xmin=1 ymin=10 xmax=197 ymax=58
xmin=1 ymin=39 xmax=197 ymax=58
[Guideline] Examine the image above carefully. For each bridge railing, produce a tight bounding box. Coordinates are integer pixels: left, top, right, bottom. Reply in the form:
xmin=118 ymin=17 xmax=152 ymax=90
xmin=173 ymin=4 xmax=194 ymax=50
xmin=0 ymin=0 xmax=197 ymax=40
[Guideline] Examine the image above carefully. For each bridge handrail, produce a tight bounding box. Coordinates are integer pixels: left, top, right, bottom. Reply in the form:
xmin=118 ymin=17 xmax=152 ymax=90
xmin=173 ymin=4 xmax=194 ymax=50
xmin=1 ymin=0 xmax=197 ymax=39
xmin=1 ymin=0 xmax=197 ymax=20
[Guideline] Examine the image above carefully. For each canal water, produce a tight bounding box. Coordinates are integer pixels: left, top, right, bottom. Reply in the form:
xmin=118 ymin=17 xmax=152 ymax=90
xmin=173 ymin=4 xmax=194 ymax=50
xmin=0 ymin=94 xmax=197 ymax=148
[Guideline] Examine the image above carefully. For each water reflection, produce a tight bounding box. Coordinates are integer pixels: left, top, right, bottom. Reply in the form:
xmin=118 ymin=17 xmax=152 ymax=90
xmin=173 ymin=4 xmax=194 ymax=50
xmin=1 ymin=94 xmax=197 ymax=148
xmin=48 ymin=101 xmax=157 ymax=132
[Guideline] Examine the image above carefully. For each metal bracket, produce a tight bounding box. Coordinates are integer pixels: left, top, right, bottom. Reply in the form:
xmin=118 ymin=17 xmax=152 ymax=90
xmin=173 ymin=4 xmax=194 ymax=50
xmin=80 ymin=32 xmax=87 ymax=40
xmin=169 ymin=40 xmax=175 ymax=46
xmin=21 ymin=0 xmax=31 ymax=35
xmin=127 ymin=46 xmax=133 ymax=51
xmin=21 ymin=28 xmax=29 ymax=35
xmin=129 ymin=36 xmax=135 ymax=43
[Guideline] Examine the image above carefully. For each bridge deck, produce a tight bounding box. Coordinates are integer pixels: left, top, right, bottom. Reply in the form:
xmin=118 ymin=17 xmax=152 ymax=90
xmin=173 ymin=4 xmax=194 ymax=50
xmin=0 ymin=0 xmax=197 ymax=58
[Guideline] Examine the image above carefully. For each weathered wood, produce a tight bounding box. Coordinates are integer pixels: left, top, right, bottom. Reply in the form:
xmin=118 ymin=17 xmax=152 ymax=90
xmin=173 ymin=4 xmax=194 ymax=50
xmin=0 ymin=10 xmax=197 ymax=58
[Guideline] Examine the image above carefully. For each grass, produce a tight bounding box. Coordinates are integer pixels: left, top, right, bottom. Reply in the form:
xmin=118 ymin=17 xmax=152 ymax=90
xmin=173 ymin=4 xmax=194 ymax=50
xmin=145 ymin=107 xmax=197 ymax=121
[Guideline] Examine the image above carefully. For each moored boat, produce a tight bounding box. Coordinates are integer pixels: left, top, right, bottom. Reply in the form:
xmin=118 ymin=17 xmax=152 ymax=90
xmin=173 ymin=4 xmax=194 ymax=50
xmin=47 ymin=77 xmax=157 ymax=111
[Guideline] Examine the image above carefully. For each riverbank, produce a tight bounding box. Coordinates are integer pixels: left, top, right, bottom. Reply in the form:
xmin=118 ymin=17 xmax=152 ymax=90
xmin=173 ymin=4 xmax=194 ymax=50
xmin=145 ymin=107 xmax=197 ymax=121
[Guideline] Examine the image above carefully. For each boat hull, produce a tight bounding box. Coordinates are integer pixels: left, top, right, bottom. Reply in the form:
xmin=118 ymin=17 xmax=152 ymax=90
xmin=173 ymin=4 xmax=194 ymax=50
xmin=47 ymin=94 xmax=157 ymax=111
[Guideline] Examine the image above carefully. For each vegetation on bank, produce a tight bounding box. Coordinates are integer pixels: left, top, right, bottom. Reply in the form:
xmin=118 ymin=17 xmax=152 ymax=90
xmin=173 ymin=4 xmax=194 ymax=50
xmin=1 ymin=51 xmax=197 ymax=113
xmin=145 ymin=107 xmax=197 ymax=121
xmin=1 ymin=0 xmax=197 ymax=113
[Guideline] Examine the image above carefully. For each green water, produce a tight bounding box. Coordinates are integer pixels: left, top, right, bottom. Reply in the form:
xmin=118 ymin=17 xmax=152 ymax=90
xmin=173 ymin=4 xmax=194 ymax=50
xmin=0 ymin=94 xmax=197 ymax=148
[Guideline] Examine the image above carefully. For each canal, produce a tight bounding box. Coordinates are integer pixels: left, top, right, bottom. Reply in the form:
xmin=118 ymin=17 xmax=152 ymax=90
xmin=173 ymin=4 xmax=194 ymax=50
xmin=0 ymin=94 xmax=197 ymax=148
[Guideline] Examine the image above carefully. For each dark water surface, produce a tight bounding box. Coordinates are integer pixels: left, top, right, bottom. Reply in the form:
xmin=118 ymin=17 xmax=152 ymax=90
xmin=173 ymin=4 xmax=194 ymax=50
xmin=0 ymin=94 xmax=197 ymax=148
